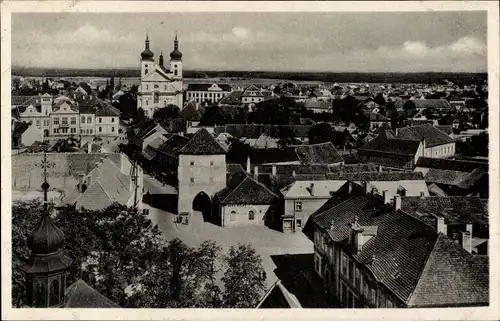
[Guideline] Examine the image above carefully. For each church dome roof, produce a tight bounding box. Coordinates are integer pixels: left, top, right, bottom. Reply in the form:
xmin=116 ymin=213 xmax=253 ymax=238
xmin=141 ymin=49 xmax=154 ymax=61
xmin=170 ymin=48 xmax=182 ymax=60
xmin=27 ymin=215 xmax=66 ymax=255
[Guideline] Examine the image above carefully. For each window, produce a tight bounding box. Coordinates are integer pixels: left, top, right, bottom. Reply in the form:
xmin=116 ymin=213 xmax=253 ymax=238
xmin=111 ymin=118 xmax=115 ymax=123
xmin=49 ymin=279 xmax=60 ymax=307
xmin=70 ymin=117 xmax=76 ymax=125
xmin=61 ymin=117 xmax=68 ymax=125
xmin=99 ymin=127 xmax=102 ymax=132
xmin=43 ymin=119 xmax=49 ymax=126
xmin=174 ymin=70 xmax=178 ymax=76
xmin=53 ymin=128 xmax=57 ymax=134
xmin=210 ymin=161 xmax=214 ymax=166
xmin=81 ymin=116 xmax=85 ymax=124
xmin=295 ymin=201 xmax=302 ymax=211
xmin=230 ymin=210 xmax=236 ymax=221
xmin=36 ymin=120 xmax=40 ymax=127
xmin=296 ymin=218 xmax=302 ymax=228
xmin=363 ymin=280 xmax=369 ymax=299
xmin=99 ymin=117 xmax=102 ymax=123
xmin=190 ymin=177 xmax=194 ymax=183
xmin=341 ymin=252 xmax=349 ymax=276
xmin=349 ymin=259 xmax=355 ymax=281
xmin=370 ymin=289 xmax=376 ymax=305
xmin=89 ymin=129 xmax=93 ymax=134
xmin=248 ymin=210 xmax=255 ymax=220
xmin=190 ymin=161 xmax=194 ymax=166
xmin=111 ymin=127 xmax=115 ymax=132
xmin=70 ymin=128 xmax=76 ymax=133
xmin=355 ymin=267 xmax=361 ymax=289
xmin=61 ymin=128 xmax=68 ymax=134
xmin=154 ymin=92 xmax=159 ymax=103
xmin=387 ymin=300 xmax=393 ymax=308
xmin=146 ymin=100 xmax=148 ymax=106
xmin=87 ymin=116 xmax=92 ymax=123
xmin=146 ymin=85 xmax=149 ymax=90
xmin=340 ymin=283 xmax=345 ymax=304
xmin=35 ymin=281 xmax=47 ymax=307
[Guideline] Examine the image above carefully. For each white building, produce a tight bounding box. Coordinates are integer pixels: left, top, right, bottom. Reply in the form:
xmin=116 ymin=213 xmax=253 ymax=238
xmin=137 ymin=34 xmax=184 ymax=117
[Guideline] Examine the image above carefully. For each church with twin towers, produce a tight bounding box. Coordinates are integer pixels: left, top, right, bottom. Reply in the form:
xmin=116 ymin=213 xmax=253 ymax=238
xmin=137 ymin=34 xmax=184 ymax=117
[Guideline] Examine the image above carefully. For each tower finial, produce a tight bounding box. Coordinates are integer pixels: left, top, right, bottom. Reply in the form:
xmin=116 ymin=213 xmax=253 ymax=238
xmin=39 ymin=150 xmax=54 ymax=216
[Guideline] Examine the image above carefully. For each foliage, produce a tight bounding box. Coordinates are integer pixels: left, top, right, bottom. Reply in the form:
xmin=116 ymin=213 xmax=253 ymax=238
xmin=373 ymin=93 xmax=386 ymax=107
xmin=12 ymin=201 xmax=266 ymax=308
xmin=276 ymin=125 xmax=296 ymax=150
xmin=226 ymin=137 xmax=253 ymax=166
xmin=113 ymin=93 xmax=138 ymax=120
xmin=456 ymin=132 xmax=488 ymax=157
xmin=308 ymin=123 xmax=334 ymax=145
xmin=199 ymin=105 xmax=231 ymax=126
xmin=153 ymin=105 xmax=180 ymax=121
xmin=221 ymin=244 xmax=267 ymax=308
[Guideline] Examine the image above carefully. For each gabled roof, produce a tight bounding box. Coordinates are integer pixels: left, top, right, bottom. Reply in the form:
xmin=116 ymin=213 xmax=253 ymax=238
xmin=12 ymin=121 xmax=31 ymax=138
xmin=396 ymin=124 xmax=454 ymax=147
xmin=95 ymin=105 xmax=121 ymax=117
xmin=12 ymin=95 xmax=39 ymax=107
xmin=187 ymin=83 xmax=232 ymax=92
xmin=312 ymin=196 xmax=488 ymax=307
xmin=179 ymin=128 xmax=227 ymax=155
xmin=218 ymin=176 xmax=278 ymax=205
xmin=412 ymin=99 xmax=452 ymax=110
xmin=218 ymin=90 xmax=243 ymax=105
xmin=359 ymin=136 xmax=421 ymax=157
xmin=65 ymin=279 xmax=119 ymax=308
xmin=256 ymin=280 xmax=302 ymax=308
xmin=415 ymin=157 xmax=488 ymax=172
xmin=179 ymin=101 xmax=202 ymax=121
xmin=156 ymin=134 xmax=190 ymax=158
xmin=294 ymin=142 xmax=344 ymax=165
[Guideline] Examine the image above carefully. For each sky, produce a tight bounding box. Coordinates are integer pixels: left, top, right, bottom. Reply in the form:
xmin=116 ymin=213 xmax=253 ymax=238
xmin=11 ymin=11 xmax=487 ymax=72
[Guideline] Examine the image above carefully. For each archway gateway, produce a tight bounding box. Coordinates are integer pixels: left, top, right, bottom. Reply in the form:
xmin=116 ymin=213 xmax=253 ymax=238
xmin=192 ymin=191 xmax=212 ymax=222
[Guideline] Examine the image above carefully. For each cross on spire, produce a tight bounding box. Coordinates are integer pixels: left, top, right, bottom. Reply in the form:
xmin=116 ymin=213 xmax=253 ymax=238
xmin=37 ymin=151 xmax=55 ymax=215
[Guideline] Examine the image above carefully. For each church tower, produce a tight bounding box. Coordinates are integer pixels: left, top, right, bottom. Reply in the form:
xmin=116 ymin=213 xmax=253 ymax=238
xmin=169 ymin=34 xmax=183 ymax=79
xmin=140 ymin=33 xmax=154 ymax=77
xmin=21 ymin=153 xmax=73 ymax=308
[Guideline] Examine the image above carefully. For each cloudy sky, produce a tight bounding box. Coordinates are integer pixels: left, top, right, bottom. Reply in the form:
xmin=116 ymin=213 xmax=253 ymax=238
xmin=12 ymin=11 xmax=487 ymax=72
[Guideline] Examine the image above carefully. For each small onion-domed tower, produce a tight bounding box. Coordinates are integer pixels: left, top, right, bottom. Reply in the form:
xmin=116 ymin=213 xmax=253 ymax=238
xmin=141 ymin=33 xmax=155 ymax=77
xmin=169 ymin=33 xmax=183 ymax=79
xmin=21 ymin=152 xmax=73 ymax=308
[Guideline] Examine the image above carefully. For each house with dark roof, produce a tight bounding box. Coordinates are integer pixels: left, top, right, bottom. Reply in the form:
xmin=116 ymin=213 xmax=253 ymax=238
xmin=414 ymin=157 xmax=488 ymax=197
xmin=12 ymin=121 xmax=44 ymax=148
xmin=256 ymin=280 xmax=302 ymax=308
xmin=412 ymin=99 xmax=453 ymax=114
xmin=128 ymin=120 xmax=168 ymax=151
xmin=311 ymin=195 xmax=489 ymax=308
xmin=280 ymin=171 xmax=429 ymax=234
xmin=186 ymin=83 xmax=232 ymax=104
xmin=395 ymin=124 xmax=456 ymax=158
xmin=65 ymin=279 xmax=119 ymax=308
xmin=250 ymin=142 xmax=344 ymax=166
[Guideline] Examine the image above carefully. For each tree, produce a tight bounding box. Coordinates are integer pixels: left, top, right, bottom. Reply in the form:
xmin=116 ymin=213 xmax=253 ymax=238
xmin=423 ymin=108 xmax=435 ymax=119
xmin=373 ymin=93 xmax=386 ymax=107
xmin=199 ymin=105 xmax=230 ymax=126
xmin=276 ymin=125 xmax=296 ymax=150
xmin=308 ymin=123 xmax=334 ymax=145
xmin=403 ymin=100 xmax=417 ymax=117
xmin=221 ymin=244 xmax=266 ymax=308
xmin=153 ymin=104 xmax=180 ymax=120
xmin=226 ymin=137 xmax=253 ymax=165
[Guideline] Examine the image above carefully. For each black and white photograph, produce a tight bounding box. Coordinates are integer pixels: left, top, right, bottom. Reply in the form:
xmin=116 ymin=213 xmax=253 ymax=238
xmin=2 ymin=1 xmax=499 ymax=320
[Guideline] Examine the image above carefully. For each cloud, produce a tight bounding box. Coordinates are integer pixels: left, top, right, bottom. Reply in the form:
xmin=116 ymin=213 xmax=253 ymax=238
xmin=231 ymin=26 xmax=249 ymax=39
xmin=376 ymin=36 xmax=486 ymax=60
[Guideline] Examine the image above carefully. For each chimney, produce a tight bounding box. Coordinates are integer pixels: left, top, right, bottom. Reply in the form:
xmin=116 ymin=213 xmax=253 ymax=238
xmin=254 ymin=165 xmax=259 ymax=179
xmin=395 ymin=128 xmax=399 ymax=136
xmin=460 ymin=231 xmax=472 ymax=253
xmin=348 ymin=182 xmax=352 ymax=194
xmin=378 ymin=165 xmax=382 ymax=173
xmin=179 ymin=131 xmax=184 ymax=137
xmin=89 ymin=95 xmax=92 ymax=100
xmin=246 ymin=157 xmax=251 ymax=173
xmin=73 ymin=93 xmax=76 ymax=99
xmin=292 ymin=170 xmax=296 ymax=177
xmin=272 ymin=164 xmax=277 ymax=178
xmin=310 ymin=183 xmax=315 ymax=196
xmin=329 ymin=220 xmax=335 ymax=231
xmin=364 ymin=181 xmax=371 ymax=195
xmin=394 ymin=195 xmax=401 ymax=211
xmin=420 ymin=191 xmax=425 ymax=198
xmin=383 ymin=190 xmax=390 ymax=204
xmin=465 ymin=223 xmax=473 ymax=235
xmin=435 ymin=216 xmax=447 ymax=235
xmin=88 ymin=142 xmax=92 ymax=154
xmin=78 ymin=174 xmax=85 ymax=192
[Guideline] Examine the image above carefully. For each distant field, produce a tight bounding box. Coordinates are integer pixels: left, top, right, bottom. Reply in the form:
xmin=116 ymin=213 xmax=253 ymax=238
xmin=12 ymin=66 xmax=487 ymax=85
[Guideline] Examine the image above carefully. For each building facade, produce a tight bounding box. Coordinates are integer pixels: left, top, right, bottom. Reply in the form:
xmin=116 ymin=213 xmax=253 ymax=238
xmin=186 ymin=83 xmax=232 ymax=104
xmin=137 ymin=34 xmax=184 ymax=117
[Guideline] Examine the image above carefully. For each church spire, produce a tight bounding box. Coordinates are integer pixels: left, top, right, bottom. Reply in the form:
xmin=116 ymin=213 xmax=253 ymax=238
xmin=21 ymin=151 xmax=73 ymax=308
xmin=170 ymin=33 xmax=182 ymax=60
xmin=159 ymin=49 xmax=164 ymax=66
xmin=145 ymin=33 xmax=150 ymax=49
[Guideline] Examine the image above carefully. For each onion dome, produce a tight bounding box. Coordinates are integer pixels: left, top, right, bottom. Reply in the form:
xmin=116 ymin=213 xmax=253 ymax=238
xmin=27 ymin=215 xmax=66 ymax=255
xmin=170 ymin=34 xmax=182 ymax=60
xmin=141 ymin=33 xmax=154 ymax=61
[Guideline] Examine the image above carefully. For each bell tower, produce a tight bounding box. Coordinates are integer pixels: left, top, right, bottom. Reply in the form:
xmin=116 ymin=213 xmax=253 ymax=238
xmin=140 ymin=33 xmax=154 ymax=77
xmin=169 ymin=33 xmax=183 ymax=79
xmin=21 ymin=152 xmax=73 ymax=308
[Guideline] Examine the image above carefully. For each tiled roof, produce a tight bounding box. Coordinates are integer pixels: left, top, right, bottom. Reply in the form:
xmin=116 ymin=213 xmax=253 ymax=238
xmin=419 ymin=167 xmax=487 ymax=189
xmin=156 ymin=134 xmax=190 ymax=158
xmin=65 ymin=279 xmax=119 ymax=308
xmin=256 ymin=280 xmax=302 ymax=308
xmin=216 ymin=124 xmax=311 ymax=139
xmin=218 ymin=90 xmax=243 ymax=105
xmin=412 ymin=99 xmax=452 ymax=110
xmin=324 ymin=171 xmax=424 ymax=181
xmin=312 ymin=196 xmax=488 ymax=306
xmin=95 ymin=105 xmax=120 ymax=117
xmin=179 ymin=102 xmax=202 ymax=121
xmin=359 ymin=136 xmax=421 ymax=156
xmin=294 ymin=142 xmax=344 ymax=165
xmin=12 ymin=95 xmax=39 ymax=106
xmin=407 ymin=235 xmax=488 ymax=307
xmin=179 ymin=128 xmax=227 ymax=155
xmin=251 ymin=147 xmax=299 ymax=165
xmin=435 ymin=125 xmax=453 ymax=135
xmin=415 ymin=157 xmax=488 ymax=172
xmin=400 ymin=196 xmax=488 ymax=225
xmin=219 ymin=176 xmax=278 ymax=205
xmin=396 ymin=124 xmax=454 ymax=147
